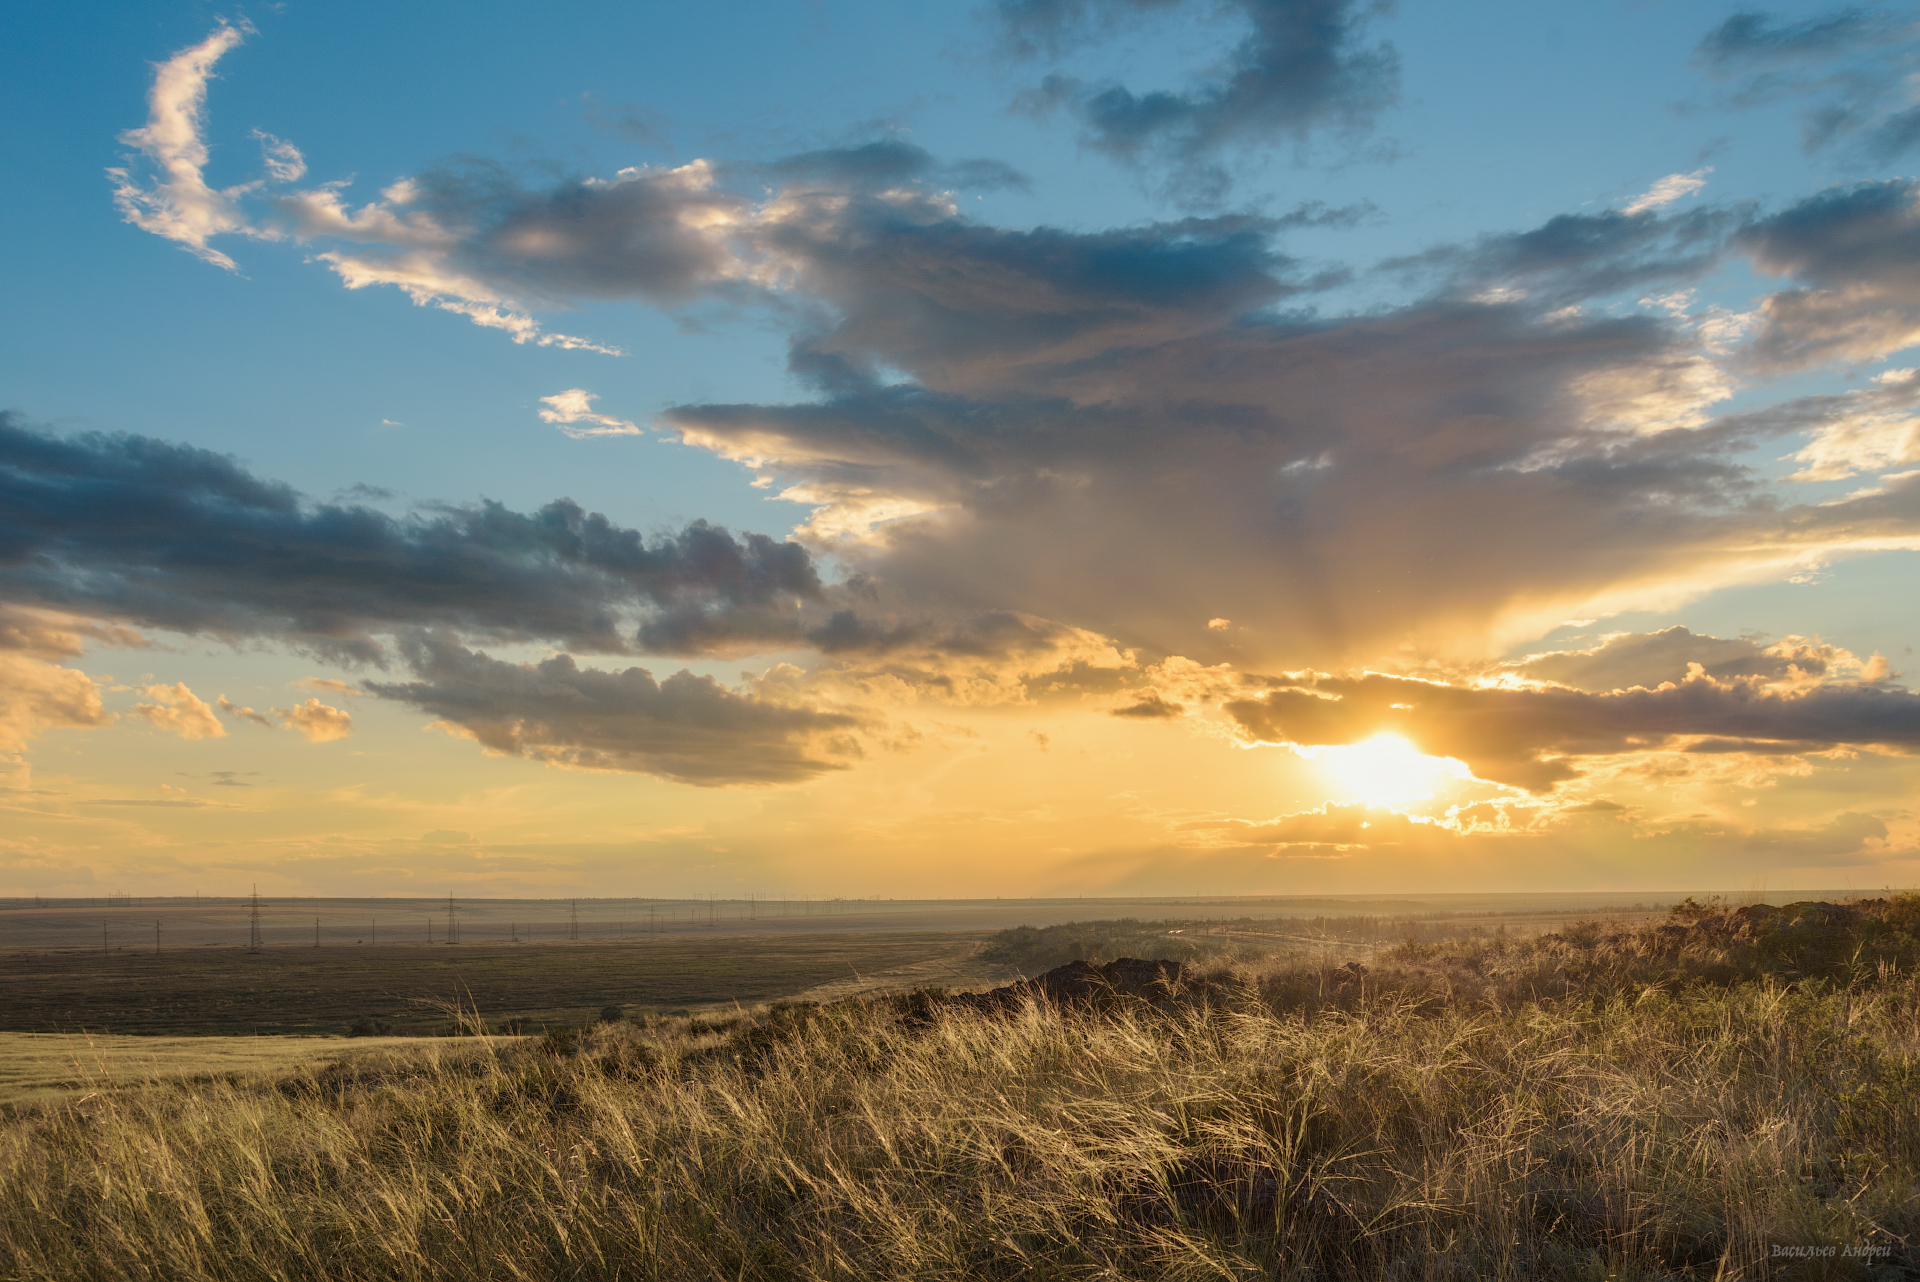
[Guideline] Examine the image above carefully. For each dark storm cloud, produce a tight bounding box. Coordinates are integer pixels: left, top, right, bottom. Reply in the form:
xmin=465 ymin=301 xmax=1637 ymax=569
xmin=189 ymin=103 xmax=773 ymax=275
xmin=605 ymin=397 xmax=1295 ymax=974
xmin=363 ymin=633 xmax=865 ymax=786
xmin=1735 ymin=179 xmax=1920 ymax=369
xmin=1225 ymin=669 xmax=1920 ymax=791
xmin=0 ymin=414 xmax=822 ymax=662
xmin=996 ymin=0 xmax=1399 ymax=203
xmin=1694 ymin=8 xmax=1920 ymax=159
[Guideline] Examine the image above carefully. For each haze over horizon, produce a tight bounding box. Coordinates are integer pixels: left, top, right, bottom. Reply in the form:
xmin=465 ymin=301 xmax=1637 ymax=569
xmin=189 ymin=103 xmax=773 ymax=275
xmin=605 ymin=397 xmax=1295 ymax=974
xmin=6 ymin=0 xmax=1920 ymax=899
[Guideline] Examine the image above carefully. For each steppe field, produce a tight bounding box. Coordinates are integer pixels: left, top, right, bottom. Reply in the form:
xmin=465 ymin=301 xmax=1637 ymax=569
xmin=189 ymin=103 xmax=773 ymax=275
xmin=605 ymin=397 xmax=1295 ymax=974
xmin=2 ymin=893 xmax=1915 ymax=1279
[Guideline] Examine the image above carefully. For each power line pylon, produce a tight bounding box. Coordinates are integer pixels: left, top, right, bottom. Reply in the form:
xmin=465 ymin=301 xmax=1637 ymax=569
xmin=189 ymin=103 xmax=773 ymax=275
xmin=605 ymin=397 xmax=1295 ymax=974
xmin=248 ymin=885 xmax=265 ymax=952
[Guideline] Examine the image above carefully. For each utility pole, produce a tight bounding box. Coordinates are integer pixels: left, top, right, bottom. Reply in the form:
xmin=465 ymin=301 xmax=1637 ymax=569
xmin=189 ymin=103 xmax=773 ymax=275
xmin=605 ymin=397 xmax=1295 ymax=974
xmin=569 ymin=899 xmax=579 ymax=941
xmin=248 ymin=885 xmax=264 ymax=952
xmin=155 ymin=920 xmax=162 ymax=956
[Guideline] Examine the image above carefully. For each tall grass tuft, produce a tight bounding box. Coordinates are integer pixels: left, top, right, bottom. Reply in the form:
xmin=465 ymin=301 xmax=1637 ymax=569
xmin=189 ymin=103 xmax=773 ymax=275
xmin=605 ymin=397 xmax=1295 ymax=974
xmin=3 ymin=900 xmax=1918 ymax=1279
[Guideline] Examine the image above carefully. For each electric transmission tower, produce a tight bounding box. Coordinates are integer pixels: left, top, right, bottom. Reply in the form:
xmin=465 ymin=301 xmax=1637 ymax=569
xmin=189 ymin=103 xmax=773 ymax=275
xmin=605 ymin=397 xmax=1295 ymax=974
xmin=568 ymin=899 xmax=579 ymax=941
xmin=248 ymin=885 xmax=264 ymax=951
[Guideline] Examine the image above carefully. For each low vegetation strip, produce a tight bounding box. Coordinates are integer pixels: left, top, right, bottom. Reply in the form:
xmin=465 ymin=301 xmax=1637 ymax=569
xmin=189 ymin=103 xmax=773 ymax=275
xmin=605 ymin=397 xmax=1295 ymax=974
xmin=0 ymin=933 xmax=980 ymax=1035
xmin=1 ymin=899 xmax=1916 ymax=1279
xmin=975 ymin=910 xmax=1628 ymax=975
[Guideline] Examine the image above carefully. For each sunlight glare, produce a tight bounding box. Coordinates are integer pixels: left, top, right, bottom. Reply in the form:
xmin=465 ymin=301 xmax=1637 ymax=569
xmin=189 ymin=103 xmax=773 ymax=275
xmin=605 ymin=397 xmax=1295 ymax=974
xmin=1313 ymin=734 xmax=1465 ymax=807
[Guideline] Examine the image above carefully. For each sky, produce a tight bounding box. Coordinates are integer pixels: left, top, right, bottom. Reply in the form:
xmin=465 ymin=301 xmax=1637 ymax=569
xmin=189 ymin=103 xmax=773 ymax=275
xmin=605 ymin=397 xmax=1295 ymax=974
xmin=5 ymin=0 xmax=1920 ymax=899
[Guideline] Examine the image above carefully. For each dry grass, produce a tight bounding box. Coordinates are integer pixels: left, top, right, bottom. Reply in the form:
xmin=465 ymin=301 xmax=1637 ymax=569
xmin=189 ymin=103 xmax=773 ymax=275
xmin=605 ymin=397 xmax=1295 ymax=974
xmin=2 ymin=901 xmax=1918 ymax=1280
xmin=0 ymin=1032 xmax=449 ymax=1108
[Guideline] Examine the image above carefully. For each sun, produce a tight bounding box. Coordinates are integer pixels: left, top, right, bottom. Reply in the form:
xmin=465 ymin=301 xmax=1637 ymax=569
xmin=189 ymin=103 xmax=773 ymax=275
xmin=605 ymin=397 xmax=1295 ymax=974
xmin=1312 ymin=734 xmax=1465 ymax=807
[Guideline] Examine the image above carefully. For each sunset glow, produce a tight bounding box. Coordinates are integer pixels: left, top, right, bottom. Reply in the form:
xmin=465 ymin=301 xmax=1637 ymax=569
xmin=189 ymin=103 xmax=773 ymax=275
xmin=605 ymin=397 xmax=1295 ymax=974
xmin=3 ymin=1 xmax=1918 ymax=899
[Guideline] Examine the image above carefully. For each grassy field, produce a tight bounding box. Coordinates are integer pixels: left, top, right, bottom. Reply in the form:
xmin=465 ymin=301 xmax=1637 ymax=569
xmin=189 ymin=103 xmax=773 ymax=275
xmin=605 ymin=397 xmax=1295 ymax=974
xmin=0 ymin=1032 xmax=451 ymax=1108
xmin=2 ymin=898 xmax=1917 ymax=1279
xmin=0 ymin=933 xmax=991 ymax=1035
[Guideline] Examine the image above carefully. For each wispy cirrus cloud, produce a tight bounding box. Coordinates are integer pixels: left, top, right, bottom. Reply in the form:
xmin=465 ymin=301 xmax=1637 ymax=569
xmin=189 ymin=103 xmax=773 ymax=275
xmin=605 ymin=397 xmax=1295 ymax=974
xmin=106 ymin=22 xmax=264 ymax=270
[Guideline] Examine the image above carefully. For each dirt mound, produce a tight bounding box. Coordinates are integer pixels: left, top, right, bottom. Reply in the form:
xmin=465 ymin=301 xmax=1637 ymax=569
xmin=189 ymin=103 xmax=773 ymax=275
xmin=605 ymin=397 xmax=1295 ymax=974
xmin=902 ymin=957 xmax=1188 ymax=1025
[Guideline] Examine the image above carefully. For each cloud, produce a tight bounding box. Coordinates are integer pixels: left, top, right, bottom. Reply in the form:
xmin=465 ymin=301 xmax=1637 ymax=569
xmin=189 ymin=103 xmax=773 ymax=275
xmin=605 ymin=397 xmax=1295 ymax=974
xmin=0 ymin=606 xmax=144 ymax=660
xmin=250 ymin=130 xmax=306 ymax=184
xmin=1694 ymin=9 xmax=1920 ymax=160
xmin=216 ymin=695 xmax=273 ymax=727
xmin=278 ymin=160 xmax=740 ymax=352
xmin=1225 ymin=667 xmax=1920 ymax=791
xmin=72 ymin=74 xmax=1920 ymax=699
xmin=758 ymin=141 xmax=1029 ymax=193
xmin=0 ymin=653 xmax=107 ymax=780
xmin=363 ymin=633 xmax=866 ymax=786
xmin=1767 ymin=367 xmax=1920 ymax=479
xmin=1736 ymin=180 xmax=1920 ymax=371
xmin=1503 ymin=626 xmax=1888 ymax=692
xmin=107 ymin=27 xmax=662 ymax=349
xmin=1111 ymin=692 xmax=1185 ymax=718
xmin=1695 ymin=9 xmax=1888 ymax=68
xmin=1623 ymin=168 xmax=1713 ymax=215
xmin=79 ymin=796 xmax=245 ymax=809
xmin=1184 ymin=800 xmax=1432 ymax=849
xmin=1380 ymin=203 xmax=1741 ymax=311
xmin=77 ymin=27 xmax=1920 ymax=796
xmin=105 ymin=23 xmax=287 ymax=271
xmin=656 ymin=261 xmax=1859 ymax=671
xmin=275 ymin=697 xmax=352 ymax=742
xmin=0 ymin=413 xmax=824 ymax=663
xmin=538 ymin=389 xmax=641 ymax=438
xmin=997 ymin=0 xmax=1399 ymax=203
xmin=128 ymin=681 xmax=226 ymax=739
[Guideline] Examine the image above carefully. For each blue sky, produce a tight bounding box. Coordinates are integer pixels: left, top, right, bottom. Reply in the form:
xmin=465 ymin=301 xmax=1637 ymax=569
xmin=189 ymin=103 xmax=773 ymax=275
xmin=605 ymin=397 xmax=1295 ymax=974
xmin=4 ymin=0 xmax=1920 ymax=897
